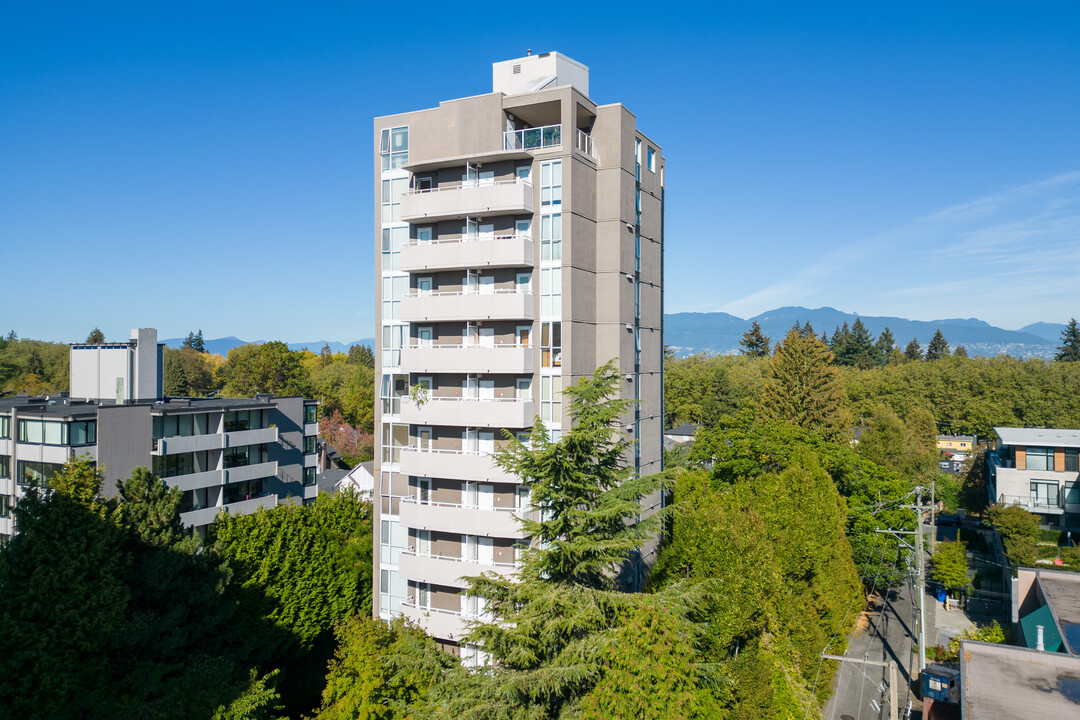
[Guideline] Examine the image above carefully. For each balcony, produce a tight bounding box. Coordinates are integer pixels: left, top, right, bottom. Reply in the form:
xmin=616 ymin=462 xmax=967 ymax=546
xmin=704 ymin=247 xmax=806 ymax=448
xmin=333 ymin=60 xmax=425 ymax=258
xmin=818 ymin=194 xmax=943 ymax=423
xmin=401 ymin=234 xmax=534 ymax=273
xmin=401 ymin=397 xmax=534 ymax=429
xmin=401 ymin=290 xmax=533 ymax=323
xmin=400 ymin=179 xmax=533 ymax=223
xmin=225 ymin=426 xmax=279 ymax=447
xmin=398 ymin=549 xmax=518 ymax=589
xmin=400 ymin=602 xmax=470 ymax=641
xmin=224 ymin=460 xmax=278 ymax=484
xmin=503 ymin=124 xmax=562 ymax=152
xmin=179 ymin=494 xmax=279 ymax=528
xmin=997 ymin=493 xmax=1066 ymax=516
xmin=401 ymin=343 xmax=533 ymax=374
xmin=399 ymin=497 xmax=528 ymax=538
xmin=170 ymin=469 xmax=225 ymax=492
xmin=399 ymin=448 xmax=521 ymax=483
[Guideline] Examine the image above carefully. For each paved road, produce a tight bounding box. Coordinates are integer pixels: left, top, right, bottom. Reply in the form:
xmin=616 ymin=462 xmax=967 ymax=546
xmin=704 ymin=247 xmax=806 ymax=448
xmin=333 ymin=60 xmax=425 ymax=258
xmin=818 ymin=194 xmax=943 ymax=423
xmin=822 ymin=576 xmax=921 ymax=720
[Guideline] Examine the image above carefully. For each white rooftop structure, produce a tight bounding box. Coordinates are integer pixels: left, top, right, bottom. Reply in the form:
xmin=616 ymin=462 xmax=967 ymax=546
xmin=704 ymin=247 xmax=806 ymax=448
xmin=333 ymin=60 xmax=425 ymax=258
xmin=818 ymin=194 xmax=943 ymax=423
xmin=995 ymin=427 xmax=1080 ymax=449
xmin=492 ymin=51 xmax=589 ymax=96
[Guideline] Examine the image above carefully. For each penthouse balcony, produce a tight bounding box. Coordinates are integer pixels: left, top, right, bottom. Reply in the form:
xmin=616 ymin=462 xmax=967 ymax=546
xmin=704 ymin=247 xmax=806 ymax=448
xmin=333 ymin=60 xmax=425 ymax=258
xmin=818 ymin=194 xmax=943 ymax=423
xmin=401 ymin=342 xmax=533 ymax=375
xmin=399 ymin=447 xmax=520 ymax=484
xmin=398 ymin=549 xmax=518 ymax=589
xmin=399 ymin=497 xmax=529 ymax=538
xmin=401 ymin=234 xmax=534 ymax=273
xmin=401 ymin=396 xmax=534 ymax=429
xmin=502 ymin=124 xmax=595 ymax=160
xmin=401 ymin=289 xmax=533 ymax=323
xmin=400 ymin=178 xmax=533 ymax=223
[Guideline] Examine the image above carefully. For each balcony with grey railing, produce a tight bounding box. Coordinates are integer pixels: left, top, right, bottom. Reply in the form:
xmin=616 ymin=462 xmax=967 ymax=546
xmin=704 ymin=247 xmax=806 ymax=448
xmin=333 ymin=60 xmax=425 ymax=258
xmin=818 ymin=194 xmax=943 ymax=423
xmin=398 ymin=548 xmax=519 ymax=588
xmin=180 ymin=494 xmax=280 ymax=528
xmin=398 ymin=447 xmax=521 ymax=484
xmin=503 ymin=123 xmax=562 ymax=151
xmin=401 ymin=340 xmax=533 ymax=374
xmin=401 ymin=233 xmax=534 ymax=272
xmin=399 ymin=601 xmax=469 ymax=640
xmin=997 ymin=492 xmax=1067 ymax=515
xmin=400 ymin=178 xmax=533 ymax=223
xmin=399 ymin=496 xmax=530 ymax=538
xmin=401 ymin=288 xmax=534 ymax=323
xmin=400 ymin=395 xmax=534 ymax=429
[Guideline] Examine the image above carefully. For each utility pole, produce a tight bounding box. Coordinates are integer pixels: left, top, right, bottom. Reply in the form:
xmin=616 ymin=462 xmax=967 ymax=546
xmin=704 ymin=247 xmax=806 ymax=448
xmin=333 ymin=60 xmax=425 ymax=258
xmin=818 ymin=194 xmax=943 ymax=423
xmin=930 ymin=480 xmax=936 ymax=555
xmin=821 ymin=654 xmax=899 ymax=720
xmin=915 ymin=486 xmax=926 ymax=673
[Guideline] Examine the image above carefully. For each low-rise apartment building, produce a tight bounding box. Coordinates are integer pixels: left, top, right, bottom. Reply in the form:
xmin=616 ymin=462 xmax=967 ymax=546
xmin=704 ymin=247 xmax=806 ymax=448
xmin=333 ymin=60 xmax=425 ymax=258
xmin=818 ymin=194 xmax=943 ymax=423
xmin=0 ymin=329 xmax=319 ymax=543
xmin=988 ymin=427 xmax=1080 ymax=525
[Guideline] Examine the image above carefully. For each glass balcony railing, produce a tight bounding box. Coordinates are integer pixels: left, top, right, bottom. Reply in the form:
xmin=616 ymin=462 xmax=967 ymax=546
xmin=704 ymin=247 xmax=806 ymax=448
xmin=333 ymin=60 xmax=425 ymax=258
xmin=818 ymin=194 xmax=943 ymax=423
xmin=504 ymin=124 xmax=561 ymax=151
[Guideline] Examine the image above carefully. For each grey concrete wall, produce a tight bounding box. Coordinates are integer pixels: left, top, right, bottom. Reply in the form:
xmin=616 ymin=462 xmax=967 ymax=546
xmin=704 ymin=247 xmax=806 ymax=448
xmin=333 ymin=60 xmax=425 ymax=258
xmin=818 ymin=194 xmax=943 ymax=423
xmin=97 ymin=404 xmax=153 ymax=497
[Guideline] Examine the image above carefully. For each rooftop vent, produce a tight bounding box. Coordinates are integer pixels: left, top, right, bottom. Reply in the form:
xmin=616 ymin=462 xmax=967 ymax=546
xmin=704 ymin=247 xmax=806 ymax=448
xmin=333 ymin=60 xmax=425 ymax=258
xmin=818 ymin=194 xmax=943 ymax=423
xmin=513 ymin=64 xmax=521 ymax=74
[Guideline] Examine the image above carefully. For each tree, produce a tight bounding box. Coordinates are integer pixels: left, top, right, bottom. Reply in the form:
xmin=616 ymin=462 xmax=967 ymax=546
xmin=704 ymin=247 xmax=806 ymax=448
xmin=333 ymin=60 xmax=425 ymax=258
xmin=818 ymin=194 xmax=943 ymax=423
xmin=874 ymin=326 xmax=897 ymax=365
xmin=319 ymin=343 xmax=334 ymax=368
xmin=926 ymin=329 xmax=950 ymax=361
xmin=1056 ymin=318 xmax=1080 ymax=362
xmin=183 ymin=330 xmax=206 ymax=353
xmin=932 ymin=540 xmax=971 ymax=595
xmin=903 ymin=338 xmax=923 ymax=362
xmin=759 ymin=328 xmax=849 ymax=443
xmin=86 ymin=327 xmax=105 ymax=344
xmin=987 ymin=504 xmax=1040 ymax=566
xmin=27 ymin=348 xmax=45 ymax=377
xmin=164 ymin=355 xmax=190 ymax=396
xmin=953 ymin=345 xmax=969 ymax=358
xmin=112 ymin=467 xmax=190 ymax=548
xmin=739 ymin=321 xmax=771 ymax=357
xmin=348 ymin=344 xmax=375 ymax=368
xmin=835 ymin=318 xmax=875 ymax=368
xmin=218 ymin=341 xmax=313 ymax=398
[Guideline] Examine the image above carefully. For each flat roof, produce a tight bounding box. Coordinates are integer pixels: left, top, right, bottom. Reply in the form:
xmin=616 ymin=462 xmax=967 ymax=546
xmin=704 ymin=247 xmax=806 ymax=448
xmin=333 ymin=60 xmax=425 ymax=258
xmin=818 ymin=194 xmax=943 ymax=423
xmin=0 ymin=395 xmax=310 ymax=418
xmin=961 ymin=640 xmax=1080 ymax=718
xmin=995 ymin=427 xmax=1080 ymax=448
xmin=938 ymin=434 xmax=975 ymax=442
xmin=1037 ymin=570 xmax=1080 ymax=655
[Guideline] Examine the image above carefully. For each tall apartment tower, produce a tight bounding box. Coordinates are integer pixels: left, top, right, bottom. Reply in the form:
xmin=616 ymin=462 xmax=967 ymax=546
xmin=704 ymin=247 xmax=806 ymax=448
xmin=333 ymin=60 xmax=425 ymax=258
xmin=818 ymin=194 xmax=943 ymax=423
xmin=373 ymin=52 xmax=664 ymax=655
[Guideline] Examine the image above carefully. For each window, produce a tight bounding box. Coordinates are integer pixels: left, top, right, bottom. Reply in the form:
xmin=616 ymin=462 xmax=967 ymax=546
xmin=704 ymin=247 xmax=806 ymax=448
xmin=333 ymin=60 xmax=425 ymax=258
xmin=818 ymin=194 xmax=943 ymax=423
xmin=1066 ymin=481 xmax=1080 ymax=505
xmin=17 ymin=420 xmax=95 ymax=446
xmin=304 ymin=435 xmax=317 ymax=454
xmin=17 ymin=460 xmax=64 ymax=487
xmin=304 ymin=404 xmax=318 ymax=424
xmin=540 ymin=213 xmax=562 ymax=261
xmin=516 ymin=165 xmax=531 ymax=182
xmin=0 ymin=455 xmax=9 ymax=478
xmin=1031 ymin=480 xmax=1059 ymax=508
xmin=381 ymin=226 xmax=408 ymax=271
xmin=541 ymin=322 xmax=561 ymax=367
xmin=1027 ymin=446 xmax=1054 ymax=472
xmin=1066 ymin=449 xmax=1079 ymax=473
xmin=381 ymin=275 xmax=408 ymax=320
xmin=540 ymin=160 xmax=562 ymax=206
xmin=153 ymin=414 xmax=204 ymax=439
xmin=68 ymin=421 xmax=96 ymax=446
xmin=303 ymin=467 xmax=317 ymax=486
xmin=541 ymin=375 xmax=563 ymax=424
xmin=416 ymin=226 xmax=432 ymax=244
xmin=540 ymin=267 xmax=562 ymax=316
xmin=647 ymin=146 xmax=656 ymax=172
xmin=379 ymin=126 xmax=409 ymax=170
xmin=381 ymin=177 xmax=409 ymax=223
xmin=225 ymin=478 xmax=265 ymax=505
xmin=153 ymin=451 xmax=210 ymax=478
xmin=224 ymin=444 xmax=266 ymax=469
xmin=0 ymin=416 xmax=9 ymax=439
xmin=225 ymin=410 xmax=266 ymax=432
xmin=634 ymin=138 xmax=641 ymax=181
xmin=415 ymin=175 xmax=434 ymax=191
xmin=0 ymin=494 xmax=11 ymax=518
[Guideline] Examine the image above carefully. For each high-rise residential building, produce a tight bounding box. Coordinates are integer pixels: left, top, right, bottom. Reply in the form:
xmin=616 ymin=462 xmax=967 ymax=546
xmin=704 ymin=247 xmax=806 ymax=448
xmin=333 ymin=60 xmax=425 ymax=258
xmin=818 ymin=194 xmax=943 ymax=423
xmin=0 ymin=328 xmax=320 ymax=544
xmin=373 ymin=52 xmax=664 ymax=656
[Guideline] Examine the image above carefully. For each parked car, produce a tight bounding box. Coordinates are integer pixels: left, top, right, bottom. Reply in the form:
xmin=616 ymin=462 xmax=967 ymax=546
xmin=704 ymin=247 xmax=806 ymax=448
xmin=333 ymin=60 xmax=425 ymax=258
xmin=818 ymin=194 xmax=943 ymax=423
xmin=936 ymin=514 xmax=961 ymax=527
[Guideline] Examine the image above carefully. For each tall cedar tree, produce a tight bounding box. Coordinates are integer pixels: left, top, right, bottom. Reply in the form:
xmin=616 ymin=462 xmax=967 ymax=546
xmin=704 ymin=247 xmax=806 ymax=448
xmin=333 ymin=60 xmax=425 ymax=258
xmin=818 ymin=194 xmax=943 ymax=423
xmin=760 ymin=328 xmax=849 ymax=443
xmin=903 ymin=338 xmax=923 ymax=361
xmin=86 ymin=327 xmax=105 ymax=344
xmin=926 ymin=329 xmax=950 ymax=361
xmin=874 ymin=326 xmax=896 ymax=364
xmin=739 ymin=321 xmax=771 ymax=357
xmin=954 ymin=345 xmax=969 ymax=358
xmin=164 ymin=356 xmax=189 ymax=396
xmin=435 ymin=362 xmax=722 ymax=719
xmin=1057 ymin=318 xmax=1080 ymax=362
xmin=182 ymin=330 xmax=206 ymax=352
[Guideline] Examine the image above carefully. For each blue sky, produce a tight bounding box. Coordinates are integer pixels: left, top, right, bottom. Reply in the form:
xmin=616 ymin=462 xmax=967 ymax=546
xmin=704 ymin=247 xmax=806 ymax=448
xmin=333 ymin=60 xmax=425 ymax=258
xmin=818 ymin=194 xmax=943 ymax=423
xmin=2 ymin=1 xmax=1078 ymax=343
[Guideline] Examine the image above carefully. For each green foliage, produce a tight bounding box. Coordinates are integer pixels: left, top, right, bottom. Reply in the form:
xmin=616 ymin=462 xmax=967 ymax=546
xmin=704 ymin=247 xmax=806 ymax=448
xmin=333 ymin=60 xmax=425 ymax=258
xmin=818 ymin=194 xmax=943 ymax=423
xmin=932 ymin=540 xmax=971 ymax=592
xmin=113 ymin=466 xmax=192 ymax=549
xmin=760 ymin=328 xmax=849 ymax=443
xmin=314 ymin=616 xmax=455 ymax=720
xmin=0 ymin=337 xmax=69 ymax=394
xmin=953 ymin=345 xmax=969 ymax=358
xmin=164 ymin=346 xmax=219 ymax=396
xmin=213 ymin=670 xmax=285 ymax=720
xmin=926 ymin=329 xmax=950 ymax=361
xmin=212 ymin=492 xmax=374 ymax=648
xmin=183 ymin=329 xmax=206 ymax=352
xmin=903 ymin=338 xmax=922 ymax=362
xmin=48 ymin=455 xmax=108 ymax=515
xmin=218 ymin=341 xmax=314 ymax=398
xmin=663 ymin=353 xmax=760 ymax=428
xmin=0 ymin=460 xmax=282 ymax=720
xmin=739 ymin=321 xmax=771 ymax=357
xmin=831 ymin=318 xmax=878 ymax=368
xmin=856 ymin=404 xmax=940 ymax=485
xmin=931 ymin=621 xmax=1007 ymax=663
xmin=1057 ymin=318 xmax=1080 ymax=362
xmin=987 ymin=504 xmax=1041 ymax=566
xmin=86 ymin=327 xmax=105 ymax=343
xmin=349 ymin=343 xmax=375 ymax=368
xmin=164 ymin=354 xmax=189 ymax=396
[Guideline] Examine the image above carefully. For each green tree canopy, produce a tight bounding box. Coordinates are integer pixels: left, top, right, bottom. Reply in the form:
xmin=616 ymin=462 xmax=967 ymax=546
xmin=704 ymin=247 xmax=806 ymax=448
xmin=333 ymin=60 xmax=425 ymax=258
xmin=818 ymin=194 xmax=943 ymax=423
xmin=739 ymin=321 xmax=771 ymax=358
xmin=1056 ymin=318 xmax=1080 ymax=362
xmin=183 ymin=330 xmax=206 ymax=352
xmin=86 ymin=327 xmax=105 ymax=343
xmin=932 ymin=540 xmax=971 ymax=593
xmin=926 ymin=329 xmax=950 ymax=361
xmin=759 ymin=328 xmax=849 ymax=443
xmin=217 ymin=341 xmax=313 ymax=398
xmin=903 ymin=338 xmax=923 ymax=362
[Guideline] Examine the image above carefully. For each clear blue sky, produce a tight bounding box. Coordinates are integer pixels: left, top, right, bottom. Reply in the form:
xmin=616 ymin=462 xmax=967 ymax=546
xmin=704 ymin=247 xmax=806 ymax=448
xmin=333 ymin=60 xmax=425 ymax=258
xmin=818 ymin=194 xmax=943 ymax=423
xmin=3 ymin=1 xmax=1078 ymax=344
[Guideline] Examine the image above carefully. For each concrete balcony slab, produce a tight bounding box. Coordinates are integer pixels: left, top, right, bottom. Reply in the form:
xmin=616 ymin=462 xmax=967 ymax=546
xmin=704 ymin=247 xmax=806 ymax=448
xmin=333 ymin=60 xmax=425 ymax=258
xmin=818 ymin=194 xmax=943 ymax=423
xmin=401 ymin=398 xmax=534 ymax=429
xmin=399 ymin=449 xmax=520 ymax=484
xmin=400 ymin=180 xmax=532 ymax=223
xmin=401 ymin=291 xmax=533 ymax=323
xmin=401 ymin=345 xmax=533 ymax=375
xmin=399 ymin=498 xmax=527 ymax=538
xmin=402 ymin=235 xmax=534 ymax=273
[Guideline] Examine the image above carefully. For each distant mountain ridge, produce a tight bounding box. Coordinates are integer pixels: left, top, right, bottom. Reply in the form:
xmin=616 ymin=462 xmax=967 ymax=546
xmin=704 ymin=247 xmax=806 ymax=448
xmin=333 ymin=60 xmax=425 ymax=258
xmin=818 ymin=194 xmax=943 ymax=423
xmin=665 ymin=307 xmax=1066 ymax=359
xmin=162 ymin=337 xmax=376 ymax=356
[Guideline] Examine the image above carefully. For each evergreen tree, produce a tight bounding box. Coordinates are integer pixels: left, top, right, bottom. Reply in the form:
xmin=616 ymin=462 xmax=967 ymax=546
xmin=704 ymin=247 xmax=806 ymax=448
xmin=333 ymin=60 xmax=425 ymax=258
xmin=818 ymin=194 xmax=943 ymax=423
xmin=759 ymin=329 xmax=849 ymax=442
xmin=182 ymin=330 xmax=206 ymax=352
xmin=319 ymin=343 xmax=333 ymax=368
xmin=86 ymin=327 xmax=105 ymax=344
xmin=829 ymin=322 xmax=851 ymax=353
xmin=903 ymin=338 xmax=923 ymax=362
xmin=112 ymin=467 xmax=190 ymax=549
xmin=953 ymin=345 xmax=969 ymax=358
xmin=163 ymin=356 xmax=189 ymax=396
xmin=800 ymin=321 xmax=816 ymax=339
xmin=347 ymin=344 xmax=375 ymax=368
xmin=874 ymin=326 xmax=896 ymax=365
xmin=738 ymin=321 xmax=771 ymax=357
xmin=834 ymin=318 xmax=875 ymax=368
xmin=26 ymin=349 xmax=45 ymax=377
xmin=1056 ymin=318 xmax=1080 ymax=362
xmin=926 ymin=329 xmax=950 ymax=361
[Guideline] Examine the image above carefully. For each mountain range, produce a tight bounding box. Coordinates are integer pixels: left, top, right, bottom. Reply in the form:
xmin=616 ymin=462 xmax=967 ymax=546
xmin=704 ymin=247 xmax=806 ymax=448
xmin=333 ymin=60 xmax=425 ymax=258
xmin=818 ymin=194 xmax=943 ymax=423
xmin=666 ymin=307 xmax=1067 ymax=359
xmin=163 ymin=308 xmax=1069 ymax=360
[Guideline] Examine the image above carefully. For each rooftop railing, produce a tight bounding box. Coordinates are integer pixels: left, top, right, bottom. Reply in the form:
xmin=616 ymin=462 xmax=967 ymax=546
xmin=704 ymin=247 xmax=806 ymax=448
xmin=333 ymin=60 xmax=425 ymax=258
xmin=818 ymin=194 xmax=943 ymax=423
xmin=504 ymin=124 xmax=561 ymax=151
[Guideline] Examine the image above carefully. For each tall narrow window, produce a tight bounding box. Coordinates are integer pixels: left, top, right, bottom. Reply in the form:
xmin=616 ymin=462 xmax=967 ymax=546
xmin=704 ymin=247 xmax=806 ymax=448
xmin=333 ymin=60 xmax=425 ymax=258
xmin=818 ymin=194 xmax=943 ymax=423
xmin=540 ymin=214 xmax=562 ymax=261
xmin=540 ymin=268 xmax=562 ymax=316
xmin=647 ymin=146 xmax=656 ymax=172
xmin=540 ymin=160 xmax=562 ymax=206
xmin=634 ymin=138 xmax=641 ymax=181
xmin=541 ymin=322 xmax=562 ymax=368
xmin=380 ymin=126 xmax=409 ymax=170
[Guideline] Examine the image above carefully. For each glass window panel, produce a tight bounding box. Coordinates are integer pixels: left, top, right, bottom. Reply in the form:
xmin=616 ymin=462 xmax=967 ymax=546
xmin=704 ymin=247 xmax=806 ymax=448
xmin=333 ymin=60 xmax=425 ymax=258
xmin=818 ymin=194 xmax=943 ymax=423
xmin=43 ymin=422 xmax=62 ymax=445
xmin=392 ymin=127 xmax=408 ymax=151
xmin=380 ymin=129 xmax=390 ymax=153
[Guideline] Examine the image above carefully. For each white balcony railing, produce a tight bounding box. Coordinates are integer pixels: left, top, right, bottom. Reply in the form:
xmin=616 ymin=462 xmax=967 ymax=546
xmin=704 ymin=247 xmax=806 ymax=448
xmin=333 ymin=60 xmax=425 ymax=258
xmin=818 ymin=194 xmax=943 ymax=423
xmin=401 ymin=234 xmax=534 ymax=272
xmin=398 ymin=447 xmax=522 ymax=484
xmin=406 ymin=233 xmax=530 ymax=248
xmin=401 ymin=396 xmax=534 ymax=428
xmin=398 ymin=548 xmax=519 ymax=588
xmin=402 ymin=178 xmax=530 ymax=197
xmin=576 ymin=129 xmax=595 ymax=158
xmin=504 ymin=124 xmax=561 ymax=151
